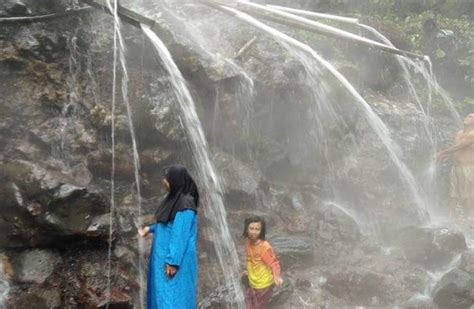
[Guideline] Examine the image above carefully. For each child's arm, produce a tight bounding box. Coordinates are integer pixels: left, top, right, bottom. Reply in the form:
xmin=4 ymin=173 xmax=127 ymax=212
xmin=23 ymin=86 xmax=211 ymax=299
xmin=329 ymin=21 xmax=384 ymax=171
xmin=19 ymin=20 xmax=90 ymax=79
xmin=261 ymin=247 xmax=282 ymax=286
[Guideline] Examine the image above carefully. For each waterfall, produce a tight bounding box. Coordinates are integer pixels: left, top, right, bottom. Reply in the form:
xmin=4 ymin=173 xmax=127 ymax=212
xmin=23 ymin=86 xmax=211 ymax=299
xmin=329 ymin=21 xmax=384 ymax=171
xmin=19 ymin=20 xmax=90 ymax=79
xmin=219 ymin=4 xmax=430 ymax=222
xmin=142 ymin=25 xmax=245 ymax=307
xmin=104 ymin=0 xmax=146 ymax=307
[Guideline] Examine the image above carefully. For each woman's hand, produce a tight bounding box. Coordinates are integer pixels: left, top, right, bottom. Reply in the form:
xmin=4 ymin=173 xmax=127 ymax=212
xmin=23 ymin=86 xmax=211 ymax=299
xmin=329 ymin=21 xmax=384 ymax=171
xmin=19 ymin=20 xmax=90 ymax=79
xmin=138 ymin=226 xmax=150 ymax=237
xmin=165 ymin=264 xmax=177 ymax=278
xmin=274 ymin=276 xmax=283 ymax=287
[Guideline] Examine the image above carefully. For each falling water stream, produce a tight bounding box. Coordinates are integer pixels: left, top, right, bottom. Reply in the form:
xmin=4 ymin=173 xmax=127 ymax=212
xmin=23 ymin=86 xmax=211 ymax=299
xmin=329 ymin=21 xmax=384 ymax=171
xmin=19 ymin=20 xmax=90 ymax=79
xmin=142 ymin=25 xmax=245 ymax=307
xmin=219 ymin=4 xmax=430 ymax=223
xmin=358 ymin=25 xmax=463 ymax=210
xmin=104 ymin=0 xmax=146 ymax=307
xmin=104 ymin=0 xmax=119 ymax=308
xmin=52 ymin=33 xmax=81 ymax=168
xmin=0 ymin=260 xmax=8 ymax=309
xmin=6 ymin=1 xmax=469 ymax=307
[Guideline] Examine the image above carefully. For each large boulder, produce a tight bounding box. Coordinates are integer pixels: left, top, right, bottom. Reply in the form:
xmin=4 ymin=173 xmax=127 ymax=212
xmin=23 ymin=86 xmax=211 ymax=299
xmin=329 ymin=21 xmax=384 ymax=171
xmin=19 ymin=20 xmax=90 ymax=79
xmin=323 ymin=268 xmax=388 ymax=305
xmin=0 ymin=253 xmax=12 ymax=307
xmin=402 ymin=295 xmax=435 ymax=309
xmin=269 ymin=236 xmax=314 ymax=266
xmin=16 ymin=249 xmax=61 ymax=284
xmin=0 ymin=160 xmax=108 ymax=247
xmin=317 ymin=202 xmax=361 ymax=245
xmin=1 ymin=0 xmax=67 ymax=15
xmin=213 ymin=151 xmax=263 ymax=210
xmin=4 ymin=1 xmax=30 ymax=16
xmin=197 ymin=281 xmax=243 ymax=309
xmin=396 ymin=226 xmax=467 ymax=269
xmin=432 ymin=268 xmax=474 ymax=309
xmin=459 ymin=250 xmax=474 ymax=275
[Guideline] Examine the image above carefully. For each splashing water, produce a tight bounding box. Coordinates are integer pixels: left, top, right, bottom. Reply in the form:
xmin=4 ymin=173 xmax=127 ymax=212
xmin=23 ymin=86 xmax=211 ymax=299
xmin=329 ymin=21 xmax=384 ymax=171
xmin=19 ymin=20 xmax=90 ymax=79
xmin=424 ymin=253 xmax=462 ymax=296
xmin=142 ymin=24 xmax=245 ymax=307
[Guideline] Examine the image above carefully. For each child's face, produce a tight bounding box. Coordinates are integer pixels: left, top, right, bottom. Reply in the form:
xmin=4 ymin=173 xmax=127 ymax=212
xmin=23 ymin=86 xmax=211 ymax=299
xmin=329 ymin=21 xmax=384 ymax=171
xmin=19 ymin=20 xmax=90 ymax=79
xmin=247 ymin=222 xmax=262 ymax=241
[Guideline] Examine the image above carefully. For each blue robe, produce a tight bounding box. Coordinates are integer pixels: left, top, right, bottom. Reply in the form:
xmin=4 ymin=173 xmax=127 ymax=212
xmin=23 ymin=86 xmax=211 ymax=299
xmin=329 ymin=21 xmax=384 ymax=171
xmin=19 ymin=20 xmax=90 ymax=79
xmin=147 ymin=209 xmax=198 ymax=309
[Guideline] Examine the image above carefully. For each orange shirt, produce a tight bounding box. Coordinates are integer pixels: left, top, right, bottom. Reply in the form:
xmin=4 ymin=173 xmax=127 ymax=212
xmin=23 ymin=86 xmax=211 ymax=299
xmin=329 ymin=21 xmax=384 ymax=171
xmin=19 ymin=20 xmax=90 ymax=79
xmin=246 ymin=239 xmax=281 ymax=289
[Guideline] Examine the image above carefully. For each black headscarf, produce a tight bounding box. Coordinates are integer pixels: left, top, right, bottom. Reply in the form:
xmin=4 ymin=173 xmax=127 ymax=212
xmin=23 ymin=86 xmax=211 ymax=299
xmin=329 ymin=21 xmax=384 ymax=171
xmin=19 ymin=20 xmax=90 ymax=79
xmin=155 ymin=165 xmax=199 ymax=223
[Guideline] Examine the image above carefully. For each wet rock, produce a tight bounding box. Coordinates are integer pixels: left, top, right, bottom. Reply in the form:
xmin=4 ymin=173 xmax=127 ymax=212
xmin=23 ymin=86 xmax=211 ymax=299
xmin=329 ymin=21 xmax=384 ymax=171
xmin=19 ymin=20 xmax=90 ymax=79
xmin=87 ymin=148 xmax=134 ymax=180
xmin=0 ymin=160 xmax=108 ymax=247
xmin=214 ymin=151 xmax=263 ymax=210
xmin=16 ymin=249 xmax=61 ymax=284
xmin=269 ymin=280 xmax=294 ymax=307
xmin=98 ymin=301 xmax=134 ymax=309
xmin=29 ymin=118 xmax=96 ymax=153
xmin=24 ymin=287 xmax=62 ymax=309
xmin=459 ymin=250 xmax=474 ymax=275
xmin=43 ymin=249 xmax=135 ymax=308
xmin=113 ymin=246 xmax=136 ymax=267
xmin=0 ymin=254 xmax=14 ymax=281
xmin=44 ymin=192 xmax=108 ymax=238
xmin=68 ymin=163 xmax=93 ymax=187
xmin=148 ymin=78 xmax=186 ymax=144
xmin=264 ymin=187 xmax=319 ymax=235
xmin=6 ymin=292 xmax=48 ymax=309
xmin=86 ymin=213 xmax=111 ymax=237
xmin=269 ymin=236 xmax=314 ymax=265
xmin=13 ymin=0 xmax=68 ymax=14
xmin=14 ymin=31 xmax=41 ymax=57
xmin=432 ymin=268 xmax=474 ymax=309
xmin=4 ymin=1 xmax=30 ymax=16
xmin=140 ymin=148 xmax=174 ymax=170
xmin=396 ymin=226 xmax=467 ymax=269
xmin=317 ymin=203 xmax=361 ymax=244
xmin=323 ymin=268 xmax=387 ymax=304
xmin=14 ymin=30 xmax=67 ymax=62
xmin=197 ymin=281 xmax=243 ymax=309
xmin=74 ymin=252 xmax=134 ymax=307
xmin=403 ymin=295 xmax=435 ymax=309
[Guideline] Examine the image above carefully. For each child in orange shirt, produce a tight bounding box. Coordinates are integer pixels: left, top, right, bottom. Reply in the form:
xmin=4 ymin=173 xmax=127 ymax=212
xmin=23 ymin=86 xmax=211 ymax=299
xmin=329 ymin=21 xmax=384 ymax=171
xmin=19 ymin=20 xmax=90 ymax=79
xmin=243 ymin=216 xmax=282 ymax=309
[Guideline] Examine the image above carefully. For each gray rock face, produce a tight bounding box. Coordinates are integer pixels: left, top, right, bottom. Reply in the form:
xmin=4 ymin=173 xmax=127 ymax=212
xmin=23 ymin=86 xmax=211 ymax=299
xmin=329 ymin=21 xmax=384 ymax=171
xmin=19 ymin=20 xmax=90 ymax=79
xmin=0 ymin=160 xmax=108 ymax=247
xmin=4 ymin=1 xmax=29 ymax=16
xmin=318 ymin=203 xmax=361 ymax=244
xmin=214 ymin=151 xmax=263 ymax=210
xmin=269 ymin=236 xmax=314 ymax=264
xmin=7 ymin=286 xmax=62 ymax=309
xmin=402 ymin=295 xmax=435 ymax=309
xmin=269 ymin=280 xmax=294 ymax=307
xmin=147 ymin=79 xmax=187 ymax=144
xmin=324 ymin=268 xmax=387 ymax=304
xmin=197 ymin=281 xmax=242 ymax=309
xmin=433 ymin=268 xmax=474 ymax=309
xmin=459 ymin=250 xmax=474 ymax=275
xmin=396 ymin=226 xmax=467 ymax=269
xmin=17 ymin=249 xmax=61 ymax=284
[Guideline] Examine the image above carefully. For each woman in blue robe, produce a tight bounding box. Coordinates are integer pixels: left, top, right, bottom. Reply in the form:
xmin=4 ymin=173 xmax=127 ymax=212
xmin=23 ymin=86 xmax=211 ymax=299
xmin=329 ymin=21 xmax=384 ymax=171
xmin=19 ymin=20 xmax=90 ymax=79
xmin=139 ymin=165 xmax=199 ymax=309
